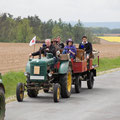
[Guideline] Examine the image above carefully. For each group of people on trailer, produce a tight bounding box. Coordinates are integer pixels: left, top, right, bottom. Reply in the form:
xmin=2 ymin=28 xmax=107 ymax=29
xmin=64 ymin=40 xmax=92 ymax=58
xmin=29 ymin=36 xmax=93 ymax=60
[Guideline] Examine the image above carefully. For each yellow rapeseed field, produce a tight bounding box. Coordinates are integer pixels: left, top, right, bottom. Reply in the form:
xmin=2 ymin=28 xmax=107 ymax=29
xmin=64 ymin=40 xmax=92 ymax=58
xmin=98 ymin=36 xmax=120 ymax=42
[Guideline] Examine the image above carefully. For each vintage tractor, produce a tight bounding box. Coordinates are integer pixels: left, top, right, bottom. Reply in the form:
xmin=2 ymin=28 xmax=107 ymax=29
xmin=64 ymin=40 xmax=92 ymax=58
xmin=0 ymin=73 xmax=5 ymax=120
xmin=16 ymin=53 xmax=72 ymax=102
xmin=71 ymin=49 xmax=99 ymax=93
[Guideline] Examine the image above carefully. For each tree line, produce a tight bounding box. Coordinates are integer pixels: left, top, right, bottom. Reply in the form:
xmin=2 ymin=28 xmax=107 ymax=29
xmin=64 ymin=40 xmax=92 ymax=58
xmin=0 ymin=13 xmax=97 ymax=43
xmin=87 ymin=27 xmax=120 ymax=35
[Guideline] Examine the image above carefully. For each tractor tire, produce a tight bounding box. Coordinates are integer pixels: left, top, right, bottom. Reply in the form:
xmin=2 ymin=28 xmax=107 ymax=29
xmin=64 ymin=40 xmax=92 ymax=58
xmin=75 ymin=76 xmax=81 ymax=93
xmin=16 ymin=83 xmax=24 ymax=102
xmin=0 ymin=88 xmax=5 ymax=120
xmin=27 ymin=89 xmax=38 ymax=98
xmin=87 ymin=72 xmax=94 ymax=89
xmin=60 ymin=67 xmax=72 ymax=98
xmin=53 ymin=83 xmax=60 ymax=102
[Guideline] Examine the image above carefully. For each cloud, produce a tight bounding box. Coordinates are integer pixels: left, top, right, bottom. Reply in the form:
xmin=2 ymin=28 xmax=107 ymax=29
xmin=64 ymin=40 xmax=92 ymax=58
xmin=0 ymin=0 xmax=120 ymax=22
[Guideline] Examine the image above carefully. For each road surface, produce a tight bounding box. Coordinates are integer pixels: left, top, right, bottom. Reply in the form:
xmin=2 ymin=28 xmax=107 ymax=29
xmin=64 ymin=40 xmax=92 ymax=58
xmin=5 ymin=71 xmax=120 ymax=120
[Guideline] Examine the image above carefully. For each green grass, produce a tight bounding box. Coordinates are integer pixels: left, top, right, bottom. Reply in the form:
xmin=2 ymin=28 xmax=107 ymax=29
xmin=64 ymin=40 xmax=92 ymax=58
xmin=93 ymin=56 xmax=120 ymax=72
xmin=2 ymin=71 xmax=26 ymax=98
xmin=2 ymin=56 xmax=120 ymax=98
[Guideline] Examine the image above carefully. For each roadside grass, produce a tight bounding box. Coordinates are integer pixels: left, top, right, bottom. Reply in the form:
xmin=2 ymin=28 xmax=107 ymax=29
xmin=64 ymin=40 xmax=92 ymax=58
xmin=2 ymin=71 xmax=26 ymax=98
xmin=93 ymin=56 xmax=120 ymax=72
xmin=2 ymin=56 xmax=120 ymax=99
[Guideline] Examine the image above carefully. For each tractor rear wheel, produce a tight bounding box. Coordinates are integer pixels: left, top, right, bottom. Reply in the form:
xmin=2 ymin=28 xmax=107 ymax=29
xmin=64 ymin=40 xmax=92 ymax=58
xmin=53 ymin=83 xmax=60 ymax=102
xmin=87 ymin=72 xmax=94 ymax=89
xmin=60 ymin=67 xmax=72 ymax=98
xmin=75 ymin=76 xmax=81 ymax=93
xmin=16 ymin=83 xmax=24 ymax=102
xmin=27 ymin=89 xmax=38 ymax=98
xmin=0 ymin=88 xmax=5 ymax=120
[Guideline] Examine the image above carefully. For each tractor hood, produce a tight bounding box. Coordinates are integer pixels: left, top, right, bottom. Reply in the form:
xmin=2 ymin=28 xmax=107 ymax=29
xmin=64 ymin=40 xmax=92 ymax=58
xmin=30 ymin=57 xmax=55 ymax=65
xmin=26 ymin=57 xmax=55 ymax=73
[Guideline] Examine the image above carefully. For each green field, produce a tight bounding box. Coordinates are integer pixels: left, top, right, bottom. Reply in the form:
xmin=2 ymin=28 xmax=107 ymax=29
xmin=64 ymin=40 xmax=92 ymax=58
xmin=2 ymin=56 xmax=120 ymax=98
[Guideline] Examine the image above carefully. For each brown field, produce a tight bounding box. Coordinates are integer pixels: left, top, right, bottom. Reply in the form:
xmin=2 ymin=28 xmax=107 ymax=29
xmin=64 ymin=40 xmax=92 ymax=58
xmin=0 ymin=42 xmax=120 ymax=74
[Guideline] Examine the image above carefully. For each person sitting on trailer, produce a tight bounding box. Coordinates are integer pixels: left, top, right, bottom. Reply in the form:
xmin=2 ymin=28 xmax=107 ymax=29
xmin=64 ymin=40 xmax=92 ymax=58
xmin=29 ymin=39 xmax=56 ymax=57
xmin=52 ymin=38 xmax=60 ymax=51
xmin=62 ymin=39 xmax=77 ymax=59
xmin=56 ymin=36 xmax=64 ymax=49
xmin=79 ymin=36 xmax=93 ymax=60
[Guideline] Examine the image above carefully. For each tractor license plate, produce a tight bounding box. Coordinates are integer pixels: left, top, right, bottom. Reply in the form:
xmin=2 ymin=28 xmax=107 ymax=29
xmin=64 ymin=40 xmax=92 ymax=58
xmin=30 ymin=76 xmax=44 ymax=80
xmin=34 ymin=66 xmax=40 ymax=75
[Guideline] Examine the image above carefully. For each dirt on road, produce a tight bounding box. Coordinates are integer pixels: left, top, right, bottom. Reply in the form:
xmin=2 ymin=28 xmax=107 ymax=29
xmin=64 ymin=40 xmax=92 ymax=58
xmin=0 ymin=42 xmax=120 ymax=74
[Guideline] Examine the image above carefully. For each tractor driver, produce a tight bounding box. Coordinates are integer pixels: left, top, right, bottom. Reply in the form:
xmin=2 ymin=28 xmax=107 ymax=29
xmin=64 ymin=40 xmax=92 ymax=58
xmin=79 ymin=36 xmax=92 ymax=60
xmin=29 ymin=39 xmax=56 ymax=57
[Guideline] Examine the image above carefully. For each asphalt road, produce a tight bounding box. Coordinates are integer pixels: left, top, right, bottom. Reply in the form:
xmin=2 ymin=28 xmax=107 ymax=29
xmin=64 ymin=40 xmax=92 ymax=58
xmin=5 ymin=71 xmax=120 ymax=120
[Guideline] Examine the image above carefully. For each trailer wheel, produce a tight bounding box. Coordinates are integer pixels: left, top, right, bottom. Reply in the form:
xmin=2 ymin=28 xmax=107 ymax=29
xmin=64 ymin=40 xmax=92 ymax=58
xmin=87 ymin=72 xmax=94 ymax=89
xmin=16 ymin=83 xmax=24 ymax=102
xmin=60 ymin=67 xmax=72 ymax=98
xmin=75 ymin=76 xmax=81 ymax=93
xmin=53 ymin=83 xmax=60 ymax=102
xmin=27 ymin=89 xmax=38 ymax=98
xmin=0 ymin=88 xmax=5 ymax=120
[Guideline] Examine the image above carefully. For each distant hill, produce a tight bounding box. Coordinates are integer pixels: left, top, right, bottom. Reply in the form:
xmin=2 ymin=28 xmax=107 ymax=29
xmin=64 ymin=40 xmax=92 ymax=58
xmin=69 ymin=21 xmax=120 ymax=29
xmin=83 ymin=22 xmax=120 ymax=29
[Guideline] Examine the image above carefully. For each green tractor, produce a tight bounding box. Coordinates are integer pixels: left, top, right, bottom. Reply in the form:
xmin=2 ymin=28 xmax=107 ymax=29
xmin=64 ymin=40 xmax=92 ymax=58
xmin=0 ymin=73 xmax=5 ymax=120
xmin=16 ymin=53 xmax=72 ymax=102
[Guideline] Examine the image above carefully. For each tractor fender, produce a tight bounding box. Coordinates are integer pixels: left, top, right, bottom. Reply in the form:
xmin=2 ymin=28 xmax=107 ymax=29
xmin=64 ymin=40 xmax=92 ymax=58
xmin=58 ymin=61 xmax=69 ymax=74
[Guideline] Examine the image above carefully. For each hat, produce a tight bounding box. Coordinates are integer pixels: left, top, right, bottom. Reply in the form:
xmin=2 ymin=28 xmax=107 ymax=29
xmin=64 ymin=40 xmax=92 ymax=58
xmin=66 ymin=38 xmax=73 ymax=45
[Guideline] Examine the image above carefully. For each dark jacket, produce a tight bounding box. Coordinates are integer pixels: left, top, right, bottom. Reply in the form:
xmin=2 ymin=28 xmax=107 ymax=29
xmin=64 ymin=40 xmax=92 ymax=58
xmin=32 ymin=44 xmax=56 ymax=57
xmin=59 ymin=43 xmax=64 ymax=49
xmin=79 ymin=42 xmax=92 ymax=54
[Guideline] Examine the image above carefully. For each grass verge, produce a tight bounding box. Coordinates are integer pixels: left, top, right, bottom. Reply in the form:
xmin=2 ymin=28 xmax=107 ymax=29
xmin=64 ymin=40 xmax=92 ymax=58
xmin=93 ymin=56 xmax=120 ymax=72
xmin=2 ymin=71 xmax=26 ymax=98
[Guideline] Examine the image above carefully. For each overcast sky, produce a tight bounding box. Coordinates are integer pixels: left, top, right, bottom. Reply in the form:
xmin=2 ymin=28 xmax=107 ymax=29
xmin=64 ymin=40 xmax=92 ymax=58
xmin=0 ymin=0 xmax=120 ymax=22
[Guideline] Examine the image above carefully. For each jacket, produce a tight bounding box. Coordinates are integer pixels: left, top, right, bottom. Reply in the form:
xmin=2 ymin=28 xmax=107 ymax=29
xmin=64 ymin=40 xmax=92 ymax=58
xmin=62 ymin=45 xmax=76 ymax=59
xmin=79 ymin=42 xmax=92 ymax=54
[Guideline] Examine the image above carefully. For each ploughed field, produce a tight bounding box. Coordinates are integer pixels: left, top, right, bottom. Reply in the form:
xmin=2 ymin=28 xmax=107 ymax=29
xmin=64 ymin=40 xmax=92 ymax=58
xmin=0 ymin=42 xmax=120 ymax=74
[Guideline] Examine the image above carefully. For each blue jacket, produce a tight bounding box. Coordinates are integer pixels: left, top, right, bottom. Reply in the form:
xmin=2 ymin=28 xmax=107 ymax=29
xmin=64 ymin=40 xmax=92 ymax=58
xmin=62 ymin=45 xmax=77 ymax=59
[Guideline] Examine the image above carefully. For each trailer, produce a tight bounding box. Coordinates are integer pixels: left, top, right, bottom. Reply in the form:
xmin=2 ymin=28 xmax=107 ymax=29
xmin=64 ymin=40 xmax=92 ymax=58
xmin=71 ymin=49 xmax=99 ymax=93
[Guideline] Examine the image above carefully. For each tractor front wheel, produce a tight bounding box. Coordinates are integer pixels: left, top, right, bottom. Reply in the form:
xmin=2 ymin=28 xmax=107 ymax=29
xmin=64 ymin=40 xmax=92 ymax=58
xmin=53 ymin=83 xmax=60 ymax=102
xmin=16 ymin=83 xmax=24 ymax=102
xmin=0 ymin=88 xmax=5 ymax=120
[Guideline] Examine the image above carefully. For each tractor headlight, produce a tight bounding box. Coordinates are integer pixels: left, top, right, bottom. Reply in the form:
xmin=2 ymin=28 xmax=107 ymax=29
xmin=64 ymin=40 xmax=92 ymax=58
xmin=24 ymin=72 xmax=30 ymax=77
xmin=48 ymin=72 xmax=52 ymax=77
